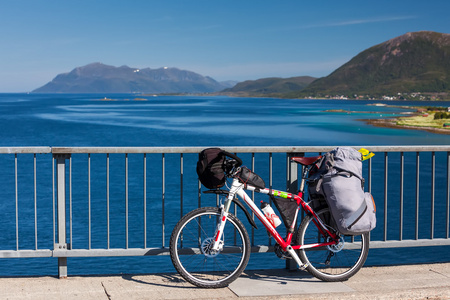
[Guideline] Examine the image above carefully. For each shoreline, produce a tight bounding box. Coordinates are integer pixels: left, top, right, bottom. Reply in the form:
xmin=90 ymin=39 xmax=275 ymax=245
xmin=362 ymin=117 xmax=450 ymax=135
xmin=327 ymin=104 xmax=450 ymax=135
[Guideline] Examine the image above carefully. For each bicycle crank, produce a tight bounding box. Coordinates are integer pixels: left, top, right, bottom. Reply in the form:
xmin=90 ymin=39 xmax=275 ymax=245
xmin=274 ymin=243 xmax=292 ymax=259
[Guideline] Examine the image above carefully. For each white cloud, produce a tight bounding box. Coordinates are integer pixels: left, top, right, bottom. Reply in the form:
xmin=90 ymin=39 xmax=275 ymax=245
xmin=301 ymin=15 xmax=417 ymax=29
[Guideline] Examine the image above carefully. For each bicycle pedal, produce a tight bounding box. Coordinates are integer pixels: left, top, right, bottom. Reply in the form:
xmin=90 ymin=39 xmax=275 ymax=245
xmin=299 ymin=263 xmax=309 ymax=270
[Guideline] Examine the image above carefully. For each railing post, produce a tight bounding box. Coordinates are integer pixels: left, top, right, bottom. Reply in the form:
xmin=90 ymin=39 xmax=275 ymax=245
xmin=286 ymin=152 xmax=302 ymax=270
xmin=54 ymin=154 xmax=70 ymax=278
xmin=286 ymin=152 xmax=301 ymax=193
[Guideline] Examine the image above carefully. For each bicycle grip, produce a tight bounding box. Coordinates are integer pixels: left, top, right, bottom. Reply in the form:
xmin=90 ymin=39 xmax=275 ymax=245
xmin=222 ymin=150 xmax=243 ymax=167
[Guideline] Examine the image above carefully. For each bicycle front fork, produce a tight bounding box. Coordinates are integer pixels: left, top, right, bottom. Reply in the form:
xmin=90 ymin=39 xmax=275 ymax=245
xmin=211 ymin=179 xmax=238 ymax=251
xmin=211 ymin=207 xmax=228 ymax=252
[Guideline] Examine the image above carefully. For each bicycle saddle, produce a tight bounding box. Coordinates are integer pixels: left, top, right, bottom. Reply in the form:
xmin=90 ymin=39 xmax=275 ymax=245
xmin=291 ymin=155 xmax=322 ymax=166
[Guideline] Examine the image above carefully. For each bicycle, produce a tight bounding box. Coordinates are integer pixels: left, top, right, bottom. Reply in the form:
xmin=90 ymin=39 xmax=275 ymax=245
xmin=169 ymin=151 xmax=370 ymax=288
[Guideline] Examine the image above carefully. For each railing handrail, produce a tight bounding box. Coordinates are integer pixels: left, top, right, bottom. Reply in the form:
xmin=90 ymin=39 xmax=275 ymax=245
xmin=47 ymin=145 xmax=450 ymax=154
xmin=0 ymin=146 xmax=448 ymax=155
xmin=0 ymin=147 xmax=51 ymax=154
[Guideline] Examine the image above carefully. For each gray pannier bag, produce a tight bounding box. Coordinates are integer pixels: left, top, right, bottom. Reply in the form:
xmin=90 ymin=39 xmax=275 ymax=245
xmin=311 ymin=147 xmax=376 ymax=235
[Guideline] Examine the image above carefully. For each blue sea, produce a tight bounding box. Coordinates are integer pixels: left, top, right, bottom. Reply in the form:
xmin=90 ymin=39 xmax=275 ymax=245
xmin=2 ymin=93 xmax=450 ymax=147
xmin=0 ymin=93 xmax=449 ymax=276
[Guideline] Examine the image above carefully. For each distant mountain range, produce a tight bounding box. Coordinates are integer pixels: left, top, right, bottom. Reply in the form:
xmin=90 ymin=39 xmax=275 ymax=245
xmin=32 ymin=63 xmax=235 ymax=93
xmin=33 ymin=31 xmax=450 ymax=99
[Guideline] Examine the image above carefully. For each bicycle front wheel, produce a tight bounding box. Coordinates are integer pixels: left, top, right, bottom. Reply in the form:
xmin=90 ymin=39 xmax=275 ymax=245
xmin=296 ymin=207 xmax=369 ymax=282
xmin=169 ymin=207 xmax=251 ymax=288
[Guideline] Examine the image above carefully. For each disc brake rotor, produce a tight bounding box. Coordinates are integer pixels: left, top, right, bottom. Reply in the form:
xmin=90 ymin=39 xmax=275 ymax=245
xmin=201 ymin=237 xmax=221 ymax=257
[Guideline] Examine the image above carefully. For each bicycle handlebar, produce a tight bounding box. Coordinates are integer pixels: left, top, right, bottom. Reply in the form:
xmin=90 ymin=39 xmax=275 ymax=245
xmin=222 ymin=150 xmax=243 ymax=168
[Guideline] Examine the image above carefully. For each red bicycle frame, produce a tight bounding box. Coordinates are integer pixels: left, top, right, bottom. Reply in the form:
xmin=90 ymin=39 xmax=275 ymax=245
xmin=212 ymin=175 xmax=340 ymax=270
xmin=242 ymin=183 xmax=340 ymax=251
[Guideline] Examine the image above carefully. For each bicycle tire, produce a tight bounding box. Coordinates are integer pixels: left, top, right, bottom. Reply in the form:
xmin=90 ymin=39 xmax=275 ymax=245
xmin=296 ymin=207 xmax=369 ymax=281
xmin=169 ymin=207 xmax=251 ymax=288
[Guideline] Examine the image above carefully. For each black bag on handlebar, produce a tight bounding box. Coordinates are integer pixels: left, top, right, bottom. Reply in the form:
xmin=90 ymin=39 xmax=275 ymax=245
xmin=196 ymin=148 xmax=226 ymax=189
xmin=237 ymin=167 xmax=265 ymax=189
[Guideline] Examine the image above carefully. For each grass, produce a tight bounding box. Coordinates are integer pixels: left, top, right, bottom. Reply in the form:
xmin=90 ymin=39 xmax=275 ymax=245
xmin=396 ymin=113 xmax=450 ymax=129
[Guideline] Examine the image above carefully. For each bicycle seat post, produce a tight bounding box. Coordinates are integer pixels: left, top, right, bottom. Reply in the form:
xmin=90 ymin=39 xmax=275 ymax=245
xmin=290 ymin=155 xmax=322 ymax=194
xmin=298 ymin=164 xmax=310 ymax=194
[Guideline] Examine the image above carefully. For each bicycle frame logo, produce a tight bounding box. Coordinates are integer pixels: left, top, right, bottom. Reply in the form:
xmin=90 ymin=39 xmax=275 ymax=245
xmin=272 ymin=190 xmax=291 ymax=199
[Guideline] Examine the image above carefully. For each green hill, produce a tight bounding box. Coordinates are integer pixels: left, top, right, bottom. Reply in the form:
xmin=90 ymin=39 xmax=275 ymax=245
xmin=220 ymin=76 xmax=316 ymax=97
xmin=294 ymin=31 xmax=450 ymax=98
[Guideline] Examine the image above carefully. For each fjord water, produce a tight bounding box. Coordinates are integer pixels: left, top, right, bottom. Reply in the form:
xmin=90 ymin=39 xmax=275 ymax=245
xmin=1 ymin=93 xmax=450 ymax=147
xmin=0 ymin=93 xmax=449 ymax=276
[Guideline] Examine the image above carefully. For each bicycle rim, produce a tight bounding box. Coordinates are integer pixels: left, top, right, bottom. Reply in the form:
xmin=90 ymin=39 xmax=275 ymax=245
xmin=170 ymin=207 xmax=250 ymax=288
xmin=296 ymin=208 xmax=369 ymax=281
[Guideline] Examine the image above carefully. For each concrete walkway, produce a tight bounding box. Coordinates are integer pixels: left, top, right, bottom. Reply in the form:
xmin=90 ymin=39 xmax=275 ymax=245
xmin=0 ymin=263 xmax=449 ymax=299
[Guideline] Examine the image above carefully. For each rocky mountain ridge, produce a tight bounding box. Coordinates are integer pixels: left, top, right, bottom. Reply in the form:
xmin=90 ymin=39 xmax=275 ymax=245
xmin=33 ymin=63 xmax=232 ymax=93
xmin=295 ymin=31 xmax=450 ymax=98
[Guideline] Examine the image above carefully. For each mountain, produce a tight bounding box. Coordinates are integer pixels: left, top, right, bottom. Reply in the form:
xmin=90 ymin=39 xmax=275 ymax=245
xmin=220 ymin=76 xmax=317 ymax=97
xmin=32 ymin=63 xmax=229 ymax=93
xmin=295 ymin=31 xmax=450 ymax=98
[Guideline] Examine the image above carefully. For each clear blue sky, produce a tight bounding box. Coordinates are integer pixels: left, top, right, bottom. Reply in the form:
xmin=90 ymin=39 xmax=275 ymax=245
xmin=0 ymin=0 xmax=449 ymax=92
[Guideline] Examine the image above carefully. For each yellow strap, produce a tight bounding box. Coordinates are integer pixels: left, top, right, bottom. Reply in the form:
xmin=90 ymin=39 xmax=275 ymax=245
xmin=358 ymin=148 xmax=369 ymax=155
xmin=358 ymin=148 xmax=375 ymax=161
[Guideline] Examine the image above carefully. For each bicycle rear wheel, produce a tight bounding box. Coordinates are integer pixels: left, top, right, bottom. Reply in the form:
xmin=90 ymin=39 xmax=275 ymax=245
xmin=296 ymin=207 xmax=369 ymax=281
xmin=169 ymin=207 xmax=251 ymax=288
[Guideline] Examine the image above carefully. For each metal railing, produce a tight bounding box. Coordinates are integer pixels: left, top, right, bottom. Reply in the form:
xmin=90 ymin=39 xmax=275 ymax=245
xmin=0 ymin=146 xmax=449 ymax=277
